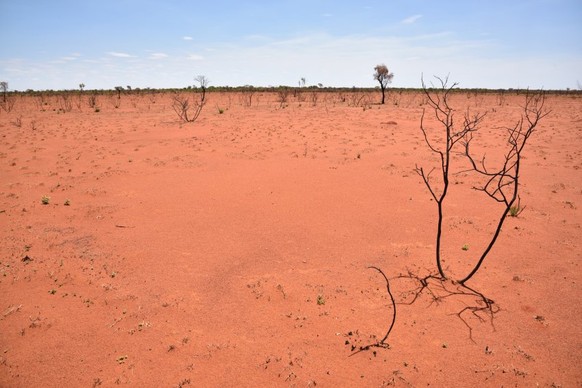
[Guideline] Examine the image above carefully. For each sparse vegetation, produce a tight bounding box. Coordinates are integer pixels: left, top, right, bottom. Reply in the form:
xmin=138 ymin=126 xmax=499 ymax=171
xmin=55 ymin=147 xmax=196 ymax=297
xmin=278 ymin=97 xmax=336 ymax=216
xmin=172 ymin=76 xmax=208 ymax=123
xmin=58 ymin=93 xmax=73 ymax=112
xmin=87 ymin=93 xmax=99 ymax=109
xmin=240 ymin=85 xmax=257 ymax=107
xmin=277 ymin=87 xmax=291 ymax=108
xmin=0 ymin=78 xmax=576 ymax=385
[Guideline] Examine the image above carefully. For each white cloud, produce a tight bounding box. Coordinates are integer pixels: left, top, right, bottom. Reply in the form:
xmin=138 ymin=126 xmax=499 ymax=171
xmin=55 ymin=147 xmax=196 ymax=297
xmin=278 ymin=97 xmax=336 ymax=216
xmin=107 ymin=51 xmax=134 ymax=58
xmin=150 ymin=53 xmax=168 ymax=59
xmin=401 ymin=14 xmax=423 ymax=24
xmin=183 ymin=36 xmax=193 ymax=41
xmin=3 ymin=31 xmax=580 ymax=90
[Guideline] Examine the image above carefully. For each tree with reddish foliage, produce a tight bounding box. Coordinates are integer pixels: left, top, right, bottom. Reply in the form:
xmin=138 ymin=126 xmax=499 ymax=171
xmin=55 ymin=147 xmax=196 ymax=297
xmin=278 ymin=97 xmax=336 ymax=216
xmin=373 ymin=64 xmax=394 ymax=104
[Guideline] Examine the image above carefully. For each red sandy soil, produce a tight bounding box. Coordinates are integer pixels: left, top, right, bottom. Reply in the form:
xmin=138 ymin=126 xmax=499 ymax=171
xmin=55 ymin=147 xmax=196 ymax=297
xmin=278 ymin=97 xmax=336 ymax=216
xmin=0 ymin=89 xmax=580 ymax=387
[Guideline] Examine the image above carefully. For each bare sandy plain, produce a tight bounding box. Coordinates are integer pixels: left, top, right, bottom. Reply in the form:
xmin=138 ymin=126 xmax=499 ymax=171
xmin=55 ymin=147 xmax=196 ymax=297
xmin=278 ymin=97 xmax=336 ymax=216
xmin=1 ymin=89 xmax=581 ymax=387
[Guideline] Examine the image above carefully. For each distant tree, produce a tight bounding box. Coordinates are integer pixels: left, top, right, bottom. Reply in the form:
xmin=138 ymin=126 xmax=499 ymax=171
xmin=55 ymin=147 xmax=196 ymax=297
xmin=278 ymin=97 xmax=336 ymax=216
xmin=0 ymin=81 xmax=8 ymax=102
xmin=373 ymin=64 xmax=394 ymax=104
xmin=0 ymin=81 xmax=15 ymax=112
xmin=114 ymin=86 xmax=124 ymax=99
xmin=299 ymin=77 xmax=306 ymax=88
xmin=79 ymin=83 xmax=85 ymax=92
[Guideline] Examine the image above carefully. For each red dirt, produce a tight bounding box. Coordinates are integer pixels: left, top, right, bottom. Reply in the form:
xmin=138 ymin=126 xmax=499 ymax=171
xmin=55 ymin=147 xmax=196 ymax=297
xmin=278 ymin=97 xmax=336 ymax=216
xmin=1 ymin=90 xmax=580 ymax=387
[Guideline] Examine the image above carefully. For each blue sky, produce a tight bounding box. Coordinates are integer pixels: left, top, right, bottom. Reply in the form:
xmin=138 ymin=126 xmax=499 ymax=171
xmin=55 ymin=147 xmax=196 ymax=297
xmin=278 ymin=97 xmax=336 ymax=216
xmin=1 ymin=0 xmax=581 ymax=90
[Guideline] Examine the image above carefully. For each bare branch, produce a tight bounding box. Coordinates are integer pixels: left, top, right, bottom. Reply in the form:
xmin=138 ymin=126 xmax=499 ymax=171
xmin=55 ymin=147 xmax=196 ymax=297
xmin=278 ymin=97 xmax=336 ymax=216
xmin=349 ymin=266 xmax=396 ymax=356
xmin=172 ymin=75 xmax=208 ymax=124
xmin=459 ymin=90 xmax=548 ymax=284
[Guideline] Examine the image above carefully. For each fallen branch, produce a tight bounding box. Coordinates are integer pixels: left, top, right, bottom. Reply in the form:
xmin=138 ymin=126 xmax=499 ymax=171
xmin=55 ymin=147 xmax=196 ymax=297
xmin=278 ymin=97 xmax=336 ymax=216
xmin=350 ymin=266 xmax=396 ymax=356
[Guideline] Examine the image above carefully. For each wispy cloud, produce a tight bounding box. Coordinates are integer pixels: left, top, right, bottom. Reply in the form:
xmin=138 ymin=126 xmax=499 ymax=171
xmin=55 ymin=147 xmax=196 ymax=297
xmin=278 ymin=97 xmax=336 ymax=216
xmin=150 ymin=53 xmax=168 ymax=59
xmin=107 ymin=51 xmax=134 ymax=58
xmin=2 ymin=30 xmax=578 ymax=90
xmin=183 ymin=36 xmax=193 ymax=41
xmin=401 ymin=14 xmax=422 ymax=24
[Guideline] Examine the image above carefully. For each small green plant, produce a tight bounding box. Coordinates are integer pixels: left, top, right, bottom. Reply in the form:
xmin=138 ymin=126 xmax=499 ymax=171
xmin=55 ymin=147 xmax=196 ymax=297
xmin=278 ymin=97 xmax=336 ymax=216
xmin=509 ymin=206 xmax=520 ymax=217
xmin=48 ymin=289 xmax=57 ymax=295
xmin=41 ymin=196 xmax=50 ymax=205
xmin=462 ymin=244 xmax=469 ymax=251
xmin=508 ymin=197 xmax=525 ymax=217
xmin=64 ymin=199 xmax=71 ymax=206
xmin=316 ymin=294 xmax=325 ymax=305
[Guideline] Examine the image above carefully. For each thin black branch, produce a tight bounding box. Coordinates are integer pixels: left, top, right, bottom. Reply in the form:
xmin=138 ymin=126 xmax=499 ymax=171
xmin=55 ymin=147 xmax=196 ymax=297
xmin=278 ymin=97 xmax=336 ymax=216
xmin=349 ymin=266 xmax=396 ymax=356
xmin=459 ymin=90 xmax=548 ymax=284
xmin=369 ymin=266 xmax=396 ymax=345
xmin=393 ymin=270 xmax=498 ymax=341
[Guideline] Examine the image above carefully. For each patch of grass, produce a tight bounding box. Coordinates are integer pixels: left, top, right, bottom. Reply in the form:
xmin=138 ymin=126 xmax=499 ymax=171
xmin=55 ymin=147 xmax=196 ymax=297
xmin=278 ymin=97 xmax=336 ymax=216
xmin=317 ymin=294 xmax=325 ymax=305
xmin=508 ymin=204 xmax=523 ymax=217
xmin=41 ymin=196 xmax=50 ymax=205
